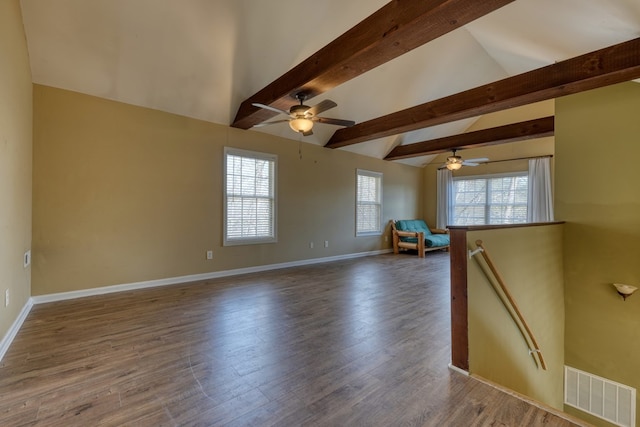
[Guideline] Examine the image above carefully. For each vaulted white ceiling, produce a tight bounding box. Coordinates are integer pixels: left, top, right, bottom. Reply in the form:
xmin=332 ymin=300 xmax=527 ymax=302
xmin=20 ymin=0 xmax=640 ymax=166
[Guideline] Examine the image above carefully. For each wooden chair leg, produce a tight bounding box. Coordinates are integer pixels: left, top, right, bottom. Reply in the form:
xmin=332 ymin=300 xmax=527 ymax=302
xmin=418 ymin=232 xmax=425 ymax=258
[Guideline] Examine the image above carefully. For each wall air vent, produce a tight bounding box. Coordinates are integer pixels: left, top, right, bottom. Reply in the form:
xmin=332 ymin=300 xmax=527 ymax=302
xmin=565 ymin=366 xmax=636 ymax=427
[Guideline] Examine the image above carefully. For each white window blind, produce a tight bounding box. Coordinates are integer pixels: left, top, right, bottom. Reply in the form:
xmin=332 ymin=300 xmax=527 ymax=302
xmin=356 ymin=169 xmax=382 ymax=236
xmin=224 ymin=148 xmax=277 ymax=245
xmin=453 ymin=173 xmax=528 ymax=225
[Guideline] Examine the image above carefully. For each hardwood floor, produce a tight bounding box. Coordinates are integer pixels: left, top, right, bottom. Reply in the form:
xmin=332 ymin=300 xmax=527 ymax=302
xmin=0 ymin=253 xmax=585 ymax=426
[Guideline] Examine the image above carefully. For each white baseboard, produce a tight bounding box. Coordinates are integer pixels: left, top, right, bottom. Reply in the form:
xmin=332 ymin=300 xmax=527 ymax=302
xmin=0 ymin=298 xmax=34 ymax=361
xmin=32 ymin=249 xmax=393 ymax=304
xmin=448 ymin=363 xmax=469 ymax=376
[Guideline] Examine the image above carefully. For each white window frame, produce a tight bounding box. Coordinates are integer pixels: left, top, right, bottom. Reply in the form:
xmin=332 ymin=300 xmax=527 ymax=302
xmin=223 ymin=147 xmax=277 ymax=246
xmin=356 ymin=169 xmax=383 ymax=236
xmin=452 ymin=172 xmax=528 ymax=226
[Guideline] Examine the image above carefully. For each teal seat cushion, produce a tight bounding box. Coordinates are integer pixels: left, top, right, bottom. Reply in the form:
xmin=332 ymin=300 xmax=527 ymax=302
xmin=400 ymin=237 xmax=420 ymax=244
xmin=425 ymin=234 xmax=449 ymax=248
xmin=395 ymin=219 xmax=432 ymax=236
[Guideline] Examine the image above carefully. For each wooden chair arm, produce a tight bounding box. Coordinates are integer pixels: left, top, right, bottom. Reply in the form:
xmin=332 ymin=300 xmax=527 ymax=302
xmin=431 ymin=228 xmax=449 ymax=234
xmin=394 ymin=230 xmax=420 ymax=238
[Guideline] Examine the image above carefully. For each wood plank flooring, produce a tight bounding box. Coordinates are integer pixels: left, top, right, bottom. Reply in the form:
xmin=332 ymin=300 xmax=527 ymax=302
xmin=0 ymin=253 xmax=586 ymax=426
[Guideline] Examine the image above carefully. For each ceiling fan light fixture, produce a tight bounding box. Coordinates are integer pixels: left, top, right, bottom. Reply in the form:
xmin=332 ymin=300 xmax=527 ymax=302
xmin=253 ymin=97 xmax=350 ymax=135
xmin=289 ymin=117 xmax=314 ymax=134
xmin=446 ymin=155 xmax=463 ymax=170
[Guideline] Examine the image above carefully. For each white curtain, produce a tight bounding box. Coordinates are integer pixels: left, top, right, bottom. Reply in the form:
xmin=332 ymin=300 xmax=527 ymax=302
xmin=436 ymin=168 xmax=453 ymax=229
xmin=527 ymin=157 xmax=554 ymax=222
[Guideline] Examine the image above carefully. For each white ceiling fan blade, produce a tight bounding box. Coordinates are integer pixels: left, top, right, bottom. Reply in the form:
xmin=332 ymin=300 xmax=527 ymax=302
xmin=252 ymin=119 xmax=290 ymax=128
xmin=252 ymin=103 xmax=290 ymax=116
xmin=464 ymin=157 xmax=489 ymax=163
xmin=462 ymin=162 xmax=479 ymax=166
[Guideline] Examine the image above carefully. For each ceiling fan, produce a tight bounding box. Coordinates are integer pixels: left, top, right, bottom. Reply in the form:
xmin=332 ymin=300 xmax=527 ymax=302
xmin=252 ymin=93 xmax=355 ymax=136
xmin=444 ymin=149 xmax=489 ymax=170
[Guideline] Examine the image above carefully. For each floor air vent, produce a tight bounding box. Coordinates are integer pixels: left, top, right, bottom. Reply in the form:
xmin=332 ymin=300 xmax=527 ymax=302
xmin=565 ymin=366 xmax=636 ymax=427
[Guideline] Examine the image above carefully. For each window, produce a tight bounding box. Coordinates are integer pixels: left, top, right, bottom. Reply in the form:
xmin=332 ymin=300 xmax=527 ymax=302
xmin=224 ymin=147 xmax=277 ymax=245
xmin=356 ymin=169 xmax=382 ymax=236
xmin=453 ymin=173 xmax=528 ymax=225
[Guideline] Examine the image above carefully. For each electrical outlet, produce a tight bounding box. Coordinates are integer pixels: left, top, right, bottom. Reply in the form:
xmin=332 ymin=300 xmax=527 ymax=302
xmin=206 ymin=250 xmax=213 ymax=260
xmin=5 ymin=289 xmax=9 ymax=307
xmin=24 ymin=250 xmax=31 ymax=268
xmin=309 ymin=242 xmax=314 ymax=249
xmin=324 ymin=240 xmax=329 ymax=248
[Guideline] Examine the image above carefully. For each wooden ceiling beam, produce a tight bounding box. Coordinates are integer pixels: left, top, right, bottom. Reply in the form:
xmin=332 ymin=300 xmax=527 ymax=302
xmin=326 ymin=37 xmax=640 ymax=149
xmin=231 ymin=0 xmax=515 ymax=130
xmin=384 ymin=116 xmax=554 ymax=160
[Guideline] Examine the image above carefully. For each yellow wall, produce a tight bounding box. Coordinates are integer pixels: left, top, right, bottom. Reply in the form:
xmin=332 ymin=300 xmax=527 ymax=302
xmin=0 ymin=0 xmax=32 ymax=340
xmin=467 ymin=224 xmax=565 ymax=409
xmin=32 ymin=85 xmax=423 ymax=295
xmin=556 ymin=82 xmax=640 ymax=426
xmin=423 ymin=101 xmax=555 ymax=226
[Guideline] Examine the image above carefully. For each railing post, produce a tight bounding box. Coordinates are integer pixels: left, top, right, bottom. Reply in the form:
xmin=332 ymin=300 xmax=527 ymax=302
xmin=449 ymin=228 xmax=469 ymax=372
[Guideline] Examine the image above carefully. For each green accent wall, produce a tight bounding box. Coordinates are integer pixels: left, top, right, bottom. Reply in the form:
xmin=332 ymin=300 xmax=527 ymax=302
xmin=556 ymin=82 xmax=640 ymax=426
xmin=467 ymin=224 xmax=565 ymax=410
